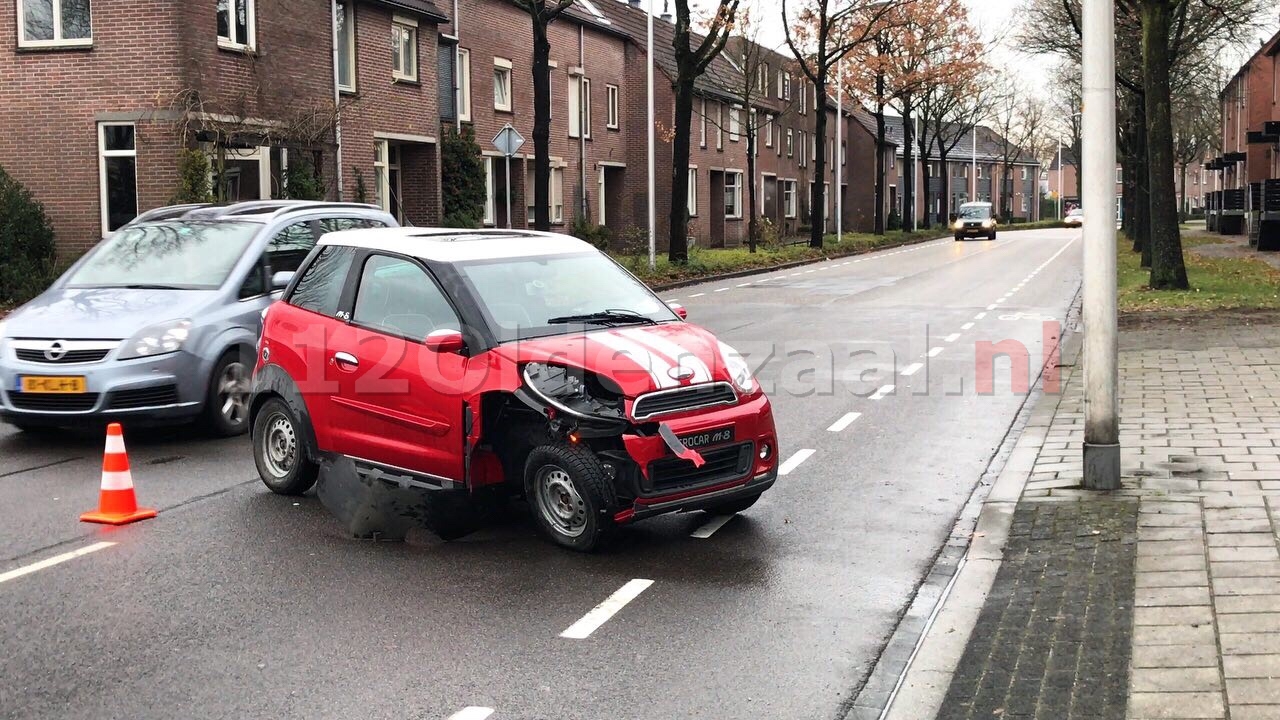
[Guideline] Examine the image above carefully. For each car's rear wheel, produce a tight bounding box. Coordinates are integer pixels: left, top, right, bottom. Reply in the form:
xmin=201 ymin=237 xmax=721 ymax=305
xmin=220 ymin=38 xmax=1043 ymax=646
xmin=704 ymin=492 xmax=763 ymax=516
xmin=988 ymin=231 xmax=997 ymax=241
xmin=525 ymin=442 xmax=614 ymax=552
xmin=253 ymin=397 xmax=319 ymax=495
xmin=205 ymin=352 xmax=251 ymax=437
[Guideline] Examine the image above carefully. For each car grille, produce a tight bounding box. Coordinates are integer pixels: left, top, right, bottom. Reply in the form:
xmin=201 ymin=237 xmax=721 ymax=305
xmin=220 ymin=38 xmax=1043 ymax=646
xmin=107 ymin=385 xmax=179 ymax=410
xmin=8 ymin=392 xmax=100 ymax=412
xmin=14 ymin=348 xmax=111 ymax=364
xmin=647 ymin=442 xmax=753 ymax=494
xmin=631 ymin=382 xmax=737 ymax=420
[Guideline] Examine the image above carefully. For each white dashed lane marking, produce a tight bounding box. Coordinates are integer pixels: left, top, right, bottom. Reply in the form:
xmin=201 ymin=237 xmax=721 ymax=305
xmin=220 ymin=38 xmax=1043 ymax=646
xmin=826 ymin=412 xmax=862 ymax=432
xmin=961 ymin=322 xmax=974 ymax=330
xmin=928 ymin=347 xmax=944 ymax=357
xmin=688 ymin=292 xmax=705 ymax=298
xmin=778 ymin=449 xmax=816 ymax=476
xmin=944 ymin=333 xmax=961 ymax=343
xmin=690 ymin=514 xmax=736 ymax=539
xmin=714 ymin=287 xmax=731 ymax=293
xmin=974 ymin=312 xmax=987 ymax=320
xmin=900 ymin=362 xmax=924 ymax=377
xmin=869 ymin=384 xmax=895 ymax=400
xmin=986 ymin=304 xmax=998 ymax=310
xmin=737 ymin=282 xmax=751 ymax=287
xmin=560 ymin=579 xmax=655 ymax=640
xmin=0 ymin=542 xmax=115 ymax=585
xmin=447 ymin=709 xmax=494 ymax=720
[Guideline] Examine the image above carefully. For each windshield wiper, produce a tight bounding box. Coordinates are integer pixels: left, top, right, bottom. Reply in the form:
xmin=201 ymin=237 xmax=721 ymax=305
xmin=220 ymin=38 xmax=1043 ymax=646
xmin=121 ymin=284 xmax=184 ymax=290
xmin=547 ymin=309 xmax=657 ymax=326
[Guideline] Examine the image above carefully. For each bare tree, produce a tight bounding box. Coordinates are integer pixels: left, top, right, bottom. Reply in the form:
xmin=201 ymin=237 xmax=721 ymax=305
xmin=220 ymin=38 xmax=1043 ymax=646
xmin=1171 ymin=64 xmax=1220 ymax=219
xmin=514 ymin=0 xmax=577 ymax=232
xmin=987 ymin=77 xmax=1046 ymax=221
xmin=919 ymin=67 xmax=994 ymax=225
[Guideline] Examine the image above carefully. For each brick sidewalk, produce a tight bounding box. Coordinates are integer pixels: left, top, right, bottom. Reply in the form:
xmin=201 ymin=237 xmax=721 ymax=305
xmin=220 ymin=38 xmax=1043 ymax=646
xmin=936 ymin=315 xmax=1280 ymax=720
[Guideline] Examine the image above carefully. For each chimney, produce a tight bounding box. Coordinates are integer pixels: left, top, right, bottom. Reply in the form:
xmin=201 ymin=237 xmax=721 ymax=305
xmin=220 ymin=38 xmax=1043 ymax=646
xmin=661 ymin=12 xmax=672 ymax=21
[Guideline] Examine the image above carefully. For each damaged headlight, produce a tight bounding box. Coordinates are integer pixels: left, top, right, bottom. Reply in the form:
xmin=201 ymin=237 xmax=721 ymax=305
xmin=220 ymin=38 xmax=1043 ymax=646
xmin=717 ymin=341 xmax=756 ymax=394
xmin=522 ymin=363 xmax=626 ymax=422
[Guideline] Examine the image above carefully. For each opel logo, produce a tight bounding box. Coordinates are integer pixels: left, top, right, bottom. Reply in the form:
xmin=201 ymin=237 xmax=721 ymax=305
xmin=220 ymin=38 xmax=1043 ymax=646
xmin=668 ymin=366 xmax=696 ymax=381
xmin=44 ymin=341 xmax=68 ymax=362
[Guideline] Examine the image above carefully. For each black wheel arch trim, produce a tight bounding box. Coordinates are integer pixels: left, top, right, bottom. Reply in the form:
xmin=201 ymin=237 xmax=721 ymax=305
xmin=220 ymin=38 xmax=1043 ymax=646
xmin=249 ymin=364 xmax=321 ymax=464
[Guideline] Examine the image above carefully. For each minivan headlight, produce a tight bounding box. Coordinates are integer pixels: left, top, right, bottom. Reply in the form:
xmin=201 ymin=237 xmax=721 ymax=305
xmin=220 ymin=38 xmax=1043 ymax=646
xmin=953 ymin=220 xmax=964 ymax=230
xmin=718 ymin=341 xmax=756 ymax=394
xmin=119 ymin=319 xmax=192 ymax=359
xmin=982 ymin=219 xmax=995 ymax=228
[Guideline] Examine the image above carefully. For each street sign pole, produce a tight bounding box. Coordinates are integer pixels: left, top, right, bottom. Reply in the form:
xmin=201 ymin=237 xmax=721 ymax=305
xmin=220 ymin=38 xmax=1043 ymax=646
xmin=505 ymin=156 xmax=512 ymax=229
xmin=1081 ymin=0 xmax=1120 ymax=490
xmin=491 ymin=124 xmax=526 ymax=231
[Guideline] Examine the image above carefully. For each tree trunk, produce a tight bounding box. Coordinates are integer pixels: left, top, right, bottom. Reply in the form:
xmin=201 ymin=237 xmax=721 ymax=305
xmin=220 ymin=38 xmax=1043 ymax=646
xmin=668 ymin=79 xmax=696 ymax=264
xmin=810 ymin=77 xmax=828 ymax=248
xmin=901 ymin=97 xmax=915 ymax=233
xmin=939 ymin=145 xmax=951 ymax=226
xmin=1142 ymin=0 xmax=1188 ymax=289
xmin=874 ymin=93 xmax=887 ymax=236
xmin=916 ymin=121 xmax=931 ymax=229
xmin=747 ymin=124 xmax=758 ymax=253
xmin=531 ymin=17 xmax=552 ymax=231
xmin=1178 ymin=162 xmax=1187 ymax=222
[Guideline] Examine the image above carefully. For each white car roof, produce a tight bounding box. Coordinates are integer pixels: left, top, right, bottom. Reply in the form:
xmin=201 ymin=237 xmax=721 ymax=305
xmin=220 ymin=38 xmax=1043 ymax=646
xmin=317 ymin=227 xmax=597 ymax=263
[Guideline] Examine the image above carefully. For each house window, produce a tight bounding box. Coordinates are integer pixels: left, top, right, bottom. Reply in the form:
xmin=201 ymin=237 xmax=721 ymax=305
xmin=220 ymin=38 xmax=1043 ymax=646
xmin=582 ymin=78 xmax=592 ymax=138
xmin=724 ymin=171 xmax=742 ymax=219
xmin=765 ymin=115 xmax=773 ymax=147
xmin=98 ymin=122 xmax=137 ymax=234
xmin=729 ymin=106 xmax=741 ymax=142
xmin=457 ymin=48 xmax=472 ymax=121
xmin=976 ymin=165 xmax=983 ymax=179
xmin=391 ymin=17 xmax=417 ymax=81
xmin=687 ymin=168 xmax=698 ymax=217
xmin=699 ymin=99 xmax=707 ymax=148
xmin=759 ymin=63 xmax=769 ymax=96
xmin=716 ymin=104 xmax=723 ymax=150
xmin=567 ymin=76 xmax=592 ymax=139
xmin=374 ymin=141 xmax=402 ymax=220
xmin=1115 ymin=166 xmax=1122 ymax=184
xmin=217 ymin=0 xmax=254 ymax=49
xmin=606 ymin=84 xmax=619 ymax=129
xmin=1020 ymin=195 xmax=1028 ymax=213
xmin=798 ymin=131 xmax=806 ymax=167
xmin=1020 ymin=167 xmax=1028 ymax=180
xmin=335 ymin=1 xmax=355 ymax=91
xmin=783 ymin=72 xmax=792 ymax=101
xmin=783 ymin=180 xmax=797 ymax=218
xmin=786 ymin=129 xmax=793 ymax=157
xmin=800 ymin=82 xmax=806 ymax=114
xmin=526 ymin=166 xmax=564 ymax=224
xmin=19 ymin=0 xmax=92 ymax=47
xmin=483 ymin=157 xmax=495 ymax=225
xmin=494 ymin=58 xmax=512 ymax=111
xmin=750 ymin=109 xmax=758 ymax=156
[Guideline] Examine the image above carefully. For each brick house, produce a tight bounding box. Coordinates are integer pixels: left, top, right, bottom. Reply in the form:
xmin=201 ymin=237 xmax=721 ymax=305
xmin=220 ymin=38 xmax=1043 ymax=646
xmin=1218 ymin=27 xmax=1279 ymax=190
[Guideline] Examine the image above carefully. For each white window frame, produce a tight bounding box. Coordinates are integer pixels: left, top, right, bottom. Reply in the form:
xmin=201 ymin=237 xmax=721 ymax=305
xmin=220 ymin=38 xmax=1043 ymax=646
xmin=800 ymin=82 xmax=806 ymax=114
xmin=729 ymin=106 xmax=741 ymax=142
xmin=97 ymin=122 xmax=137 ymax=236
xmin=687 ymin=167 xmax=698 ymax=217
xmin=699 ymin=98 xmax=707 ymax=148
xmin=1020 ymin=194 xmax=1028 ymax=213
xmin=606 ymin=84 xmax=619 ymax=129
xmin=493 ymin=58 xmax=513 ymax=112
xmin=391 ymin=16 xmax=418 ymax=82
xmin=1115 ymin=166 xmax=1122 ymax=184
xmin=764 ymin=115 xmax=773 ymax=147
xmin=724 ymin=171 xmax=743 ymax=219
xmin=783 ymin=72 xmax=792 ymax=101
xmin=568 ymin=75 xmax=582 ymax=138
xmin=783 ymin=180 xmax=797 ymax=218
xmin=335 ymin=0 xmax=356 ymax=92
xmin=759 ymin=63 xmax=769 ymax=96
xmin=786 ymin=128 xmax=793 ymax=158
xmin=217 ymin=0 xmax=255 ymax=50
xmin=716 ymin=103 xmax=723 ymax=151
xmin=457 ymin=48 xmax=472 ymax=122
xmin=749 ymin=109 xmax=758 ymax=157
xmin=976 ymin=165 xmax=983 ymax=179
xmin=19 ymin=0 xmax=93 ymax=48
xmin=1020 ymin=167 xmax=1028 ymax=180
xmin=582 ymin=78 xmax=592 ymax=139
xmin=483 ymin=157 xmax=495 ymax=226
xmin=526 ymin=165 xmax=564 ymax=225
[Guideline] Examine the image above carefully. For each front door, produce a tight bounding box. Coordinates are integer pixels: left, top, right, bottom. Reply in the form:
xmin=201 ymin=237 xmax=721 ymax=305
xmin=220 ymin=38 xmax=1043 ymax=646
xmin=329 ymin=253 xmax=468 ymax=482
xmin=709 ymin=171 xmax=725 ymax=248
xmin=763 ymin=177 xmax=778 ymax=225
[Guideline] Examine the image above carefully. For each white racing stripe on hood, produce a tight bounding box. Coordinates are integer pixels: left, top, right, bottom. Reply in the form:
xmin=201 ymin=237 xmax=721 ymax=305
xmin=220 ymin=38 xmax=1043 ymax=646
xmin=612 ymin=327 xmax=713 ymax=384
xmin=589 ymin=332 xmax=681 ymax=389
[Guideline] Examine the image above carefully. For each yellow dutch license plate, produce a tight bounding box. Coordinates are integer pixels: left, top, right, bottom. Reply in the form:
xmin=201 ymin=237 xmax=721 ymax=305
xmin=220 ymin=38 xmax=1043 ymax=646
xmin=19 ymin=376 xmax=87 ymax=394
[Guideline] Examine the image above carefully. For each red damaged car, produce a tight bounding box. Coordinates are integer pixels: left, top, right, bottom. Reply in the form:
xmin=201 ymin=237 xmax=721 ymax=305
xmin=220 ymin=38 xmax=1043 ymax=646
xmin=249 ymin=228 xmax=778 ymax=551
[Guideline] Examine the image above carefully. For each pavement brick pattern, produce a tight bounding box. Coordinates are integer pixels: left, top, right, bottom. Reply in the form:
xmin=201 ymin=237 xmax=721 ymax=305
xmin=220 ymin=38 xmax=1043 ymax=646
xmin=936 ymin=500 xmax=1136 ymax=720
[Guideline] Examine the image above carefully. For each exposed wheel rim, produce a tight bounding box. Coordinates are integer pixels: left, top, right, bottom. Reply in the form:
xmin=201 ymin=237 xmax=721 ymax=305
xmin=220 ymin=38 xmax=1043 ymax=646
xmin=261 ymin=412 xmax=297 ymax=480
xmin=217 ymin=361 xmax=250 ymax=428
xmin=534 ymin=464 xmax=588 ymax=539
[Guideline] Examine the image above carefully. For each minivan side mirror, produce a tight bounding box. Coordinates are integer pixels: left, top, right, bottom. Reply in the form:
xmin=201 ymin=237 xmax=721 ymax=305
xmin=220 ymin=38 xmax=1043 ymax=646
xmin=423 ymin=328 xmax=465 ymax=353
xmin=668 ymin=302 xmax=688 ymax=320
xmin=271 ymin=271 xmax=295 ymax=291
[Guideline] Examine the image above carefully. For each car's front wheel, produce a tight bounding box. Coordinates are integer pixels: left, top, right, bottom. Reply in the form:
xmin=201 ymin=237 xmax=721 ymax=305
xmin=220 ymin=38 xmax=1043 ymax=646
xmin=205 ymin=352 xmax=252 ymax=436
xmin=252 ymin=397 xmax=319 ymax=495
xmin=954 ymin=234 xmax=963 ymax=241
xmin=525 ymin=442 xmax=614 ymax=551
xmin=988 ymin=231 xmax=997 ymax=241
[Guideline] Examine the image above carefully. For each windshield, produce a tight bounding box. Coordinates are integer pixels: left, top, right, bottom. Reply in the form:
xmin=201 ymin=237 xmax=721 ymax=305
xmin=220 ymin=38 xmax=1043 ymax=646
xmin=457 ymin=251 xmax=678 ymax=341
xmin=958 ymin=205 xmax=992 ymax=220
xmin=65 ymin=222 xmax=258 ymax=290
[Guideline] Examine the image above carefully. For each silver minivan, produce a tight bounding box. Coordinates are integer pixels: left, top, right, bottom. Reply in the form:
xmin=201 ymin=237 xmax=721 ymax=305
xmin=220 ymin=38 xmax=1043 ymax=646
xmin=0 ymin=201 xmax=396 ymax=434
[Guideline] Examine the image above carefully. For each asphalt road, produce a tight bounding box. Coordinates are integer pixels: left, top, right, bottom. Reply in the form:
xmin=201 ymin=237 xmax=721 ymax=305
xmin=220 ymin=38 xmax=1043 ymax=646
xmin=0 ymin=227 xmax=1082 ymax=720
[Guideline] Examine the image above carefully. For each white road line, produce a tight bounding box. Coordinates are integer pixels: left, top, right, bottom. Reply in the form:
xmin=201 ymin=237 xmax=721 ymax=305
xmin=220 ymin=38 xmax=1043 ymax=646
xmin=688 ymin=292 xmax=705 ymax=298
xmin=665 ymin=299 xmax=680 ymax=303
xmin=737 ymin=282 xmax=752 ymax=287
xmin=804 ymin=270 xmax=816 ymax=274
xmin=715 ymin=287 xmax=731 ymax=293
xmin=778 ymin=448 xmax=816 ymax=475
xmin=869 ymin=384 xmax=895 ymax=400
xmin=961 ymin=322 xmax=974 ymax=330
xmin=447 ymin=709 xmax=495 ymax=720
xmin=690 ymin=514 xmax=736 ymax=539
xmin=986 ymin=303 xmax=998 ymax=310
xmin=928 ymin=347 xmax=944 ymax=357
xmin=790 ymin=273 xmax=803 ymax=277
xmin=0 ymin=542 xmax=115 ymax=585
xmin=944 ymin=333 xmax=961 ymax=342
xmin=826 ymin=411 xmax=862 ymax=432
xmin=560 ymin=579 xmax=655 ymax=640
xmin=900 ymin=362 xmax=924 ymax=377
xmin=974 ymin=312 xmax=987 ymax=320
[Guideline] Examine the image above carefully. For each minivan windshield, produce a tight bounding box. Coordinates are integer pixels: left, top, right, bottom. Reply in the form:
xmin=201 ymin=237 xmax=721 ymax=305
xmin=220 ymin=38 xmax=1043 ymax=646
xmin=958 ymin=205 xmax=993 ymax=220
xmin=65 ymin=222 xmax=258 ymax=290
xmin=457 ymin=251 xmax=678 ymax=341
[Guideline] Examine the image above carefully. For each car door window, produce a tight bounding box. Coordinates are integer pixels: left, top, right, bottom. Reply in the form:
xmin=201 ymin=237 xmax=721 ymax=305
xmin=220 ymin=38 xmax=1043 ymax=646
xmin=318 ymin=217 xmax=388 ymax=233
xmin=267 ymin=221 xmax=319 ymax=274
xmin=352 ymin=255 xmax=459 ymax=340
xmin=288 ymin=246 xmax=358 ymax=317
xmin=238 ymin=259 xmax=268 ymax=299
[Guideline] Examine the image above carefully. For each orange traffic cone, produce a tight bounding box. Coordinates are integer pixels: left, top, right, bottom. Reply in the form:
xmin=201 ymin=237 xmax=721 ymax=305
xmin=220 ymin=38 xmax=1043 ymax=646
xmin=80 ymin=423 xmax=157 ymax=525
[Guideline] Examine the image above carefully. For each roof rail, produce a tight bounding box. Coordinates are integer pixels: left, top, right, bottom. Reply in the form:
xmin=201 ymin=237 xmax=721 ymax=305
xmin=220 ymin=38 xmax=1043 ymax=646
xmin=217 ymin=200 xmax=309 ymax=216
xmin=125 ymin=203 xmax=216 ymax=226
xmin=264 ymin=202 xmax=384 ymax=220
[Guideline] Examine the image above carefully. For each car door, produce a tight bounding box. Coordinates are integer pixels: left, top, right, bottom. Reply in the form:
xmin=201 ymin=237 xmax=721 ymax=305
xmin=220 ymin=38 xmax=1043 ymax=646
xmin=326 ymin=253 xmax=468 ymax=483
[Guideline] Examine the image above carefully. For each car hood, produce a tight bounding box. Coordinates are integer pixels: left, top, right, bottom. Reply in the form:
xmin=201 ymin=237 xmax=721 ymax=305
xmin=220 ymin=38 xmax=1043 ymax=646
xmin=4 ymin=287 xmax=219 ymax=340
xmin=492 ymin=323 xmax=734 ymax=397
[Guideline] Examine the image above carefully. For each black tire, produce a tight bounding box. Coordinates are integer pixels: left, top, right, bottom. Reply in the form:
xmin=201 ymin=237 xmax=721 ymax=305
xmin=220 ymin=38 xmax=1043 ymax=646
xmin=252 ymin=397 xmax=319 ymax=495
xmin=704 ymin=493 xmax=763 ymax=516
xmin=954 ymin=234 xmax=963 ymax=241
xmin=204 ymin=351 xmax=251 ymax=437
xmin=988 ymin=231 xmax=997 ymax=241
xmin=524 ymin=442 xmax=615 ymax=552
